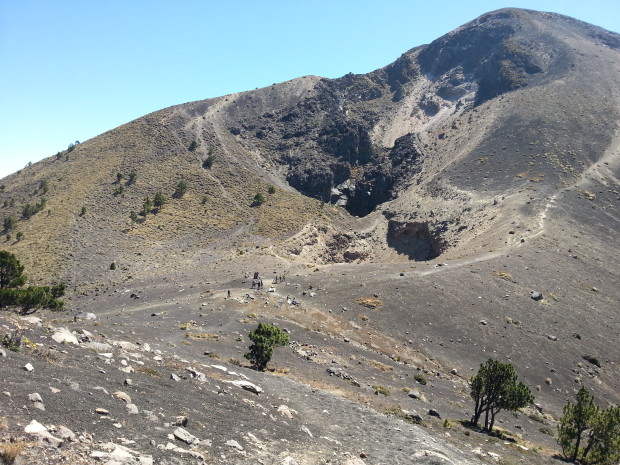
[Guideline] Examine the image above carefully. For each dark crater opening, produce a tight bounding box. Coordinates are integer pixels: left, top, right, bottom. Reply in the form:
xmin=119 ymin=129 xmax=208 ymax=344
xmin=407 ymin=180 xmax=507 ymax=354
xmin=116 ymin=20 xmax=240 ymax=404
xmin=386 ymin=220 xmax=445 ymax=261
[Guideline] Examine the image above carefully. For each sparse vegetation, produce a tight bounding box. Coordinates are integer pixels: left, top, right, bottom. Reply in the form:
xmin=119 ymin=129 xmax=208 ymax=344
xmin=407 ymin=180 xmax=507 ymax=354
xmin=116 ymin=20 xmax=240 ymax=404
xmin=470 ymin=358 xmax=533 ymax=432
xmin=1 ymin=327 xmax=23 ymax=352
xmin=188 ymin=140 xmax=199 ymax=152
xmin=134 ymin=365 xmax=161 ymax=377
xmin=21 ymin=198 xmax=46 ymax=219
xmin=356 ymin=297 xmax=383 ymax=308
xmin=268 ymin=185 xmax=276 ymax=194
xmin=2 ymin=216 xmax=16 ymax=233
xmin=109 ymin=262 xmax=116 ymax=270
xmin=79 ymin=206 xmax=87 ymax=217
xmin=373 ymin=385 xmax=391 ymax=396
xmin=252 ymin=192 xmax=265 ymax=206
xmin=173 ymin=180 xmax=188 ymax=198
xmin=141 ymin=197 xmax=153 ymax=216
xmin=558 ymin=386 xmax=620 ymax=465
xmin=202 ymin=154 xmax=216 ymax=169
xmin=153 ymin=192 xmax=166 ymax=212
xmin=201 ymin=195 xmax=209 ymax=205
xmin=67 ymin=140 xmax=80 ymax=152
xmin=0 ymin=251 xmax=26 ymax=289
xmin=244 ymin=322 xmax=289 ymax=371
xmin=0 ymin=441 xmax=28 ymax=465
xmin=127 ymin=171 xmax=137 ymax=185
xmin=493 ymin=270 xmax=515 ymax=282
xmin=185 ymin=332 xmax=219 ymax=340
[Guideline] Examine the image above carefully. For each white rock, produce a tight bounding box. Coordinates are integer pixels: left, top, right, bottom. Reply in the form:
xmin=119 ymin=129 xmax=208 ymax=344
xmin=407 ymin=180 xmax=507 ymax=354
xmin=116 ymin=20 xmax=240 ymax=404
xmin=342 ymin=459 xmax=366 ymax=465
xmin=113 ymin=391 xmax=132 ymax=403
xmin=126 ymin=403 xmax=139 ymax=415
xmin=24 ymin=420 xmax=47 ymax=433
xmin=56 ymin=425 xmax=76 ymax=441
xmin=28 ymin=392 xmax=43 ymax=403
xmin=52 ymin=327 xmax=79 ymax=345
xmin=21 ymin=316 xmax=42 ymax=326
xmin=24 ymin=363 xmax=34 ymax=372
xmin=226 ymin=439 xmax=244 ymax=451
xmin=225 ymin=380 xmax=263 ymax=394
xmin=280 ymin=457 xmax=300 ymax=465
xmin=173 ymin=427 xmax=200 ymax=445
xmin=277 ymin=405 xmax=294 ymax=419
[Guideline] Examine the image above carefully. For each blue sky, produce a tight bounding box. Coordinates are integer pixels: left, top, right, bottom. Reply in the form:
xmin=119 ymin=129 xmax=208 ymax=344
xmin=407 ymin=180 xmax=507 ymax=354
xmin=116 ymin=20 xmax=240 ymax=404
xmin=1 ymin=0 xmax=619 ymax=179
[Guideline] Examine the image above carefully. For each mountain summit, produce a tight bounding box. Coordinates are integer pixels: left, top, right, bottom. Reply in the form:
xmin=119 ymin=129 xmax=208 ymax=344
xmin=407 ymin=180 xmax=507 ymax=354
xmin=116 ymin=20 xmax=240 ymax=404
xmin=0 ymin=9 xmax=619 ymax=465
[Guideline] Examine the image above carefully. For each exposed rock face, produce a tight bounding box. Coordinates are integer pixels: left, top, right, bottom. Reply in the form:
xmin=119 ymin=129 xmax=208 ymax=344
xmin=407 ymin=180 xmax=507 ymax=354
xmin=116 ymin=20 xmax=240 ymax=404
xmin=386 ymin=220 xmax=445 ymax=261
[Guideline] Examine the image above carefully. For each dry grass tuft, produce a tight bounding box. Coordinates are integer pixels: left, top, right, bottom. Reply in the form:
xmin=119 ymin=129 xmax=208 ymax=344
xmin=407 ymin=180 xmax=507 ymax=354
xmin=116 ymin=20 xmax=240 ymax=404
xmin=0 ymin=441 xmax=28 ymax=465
xmin=134 ymin=365 xmax=161 ymax=377
xmin=493 ymin=270 xmax=516 ymax=282
xmin=371 ymin=360 xmax=394 ymax=371
xmin=185 ymin=332 xmax=219 ymax=340
xmin=355 ymin=297 xmax=383 ymax=309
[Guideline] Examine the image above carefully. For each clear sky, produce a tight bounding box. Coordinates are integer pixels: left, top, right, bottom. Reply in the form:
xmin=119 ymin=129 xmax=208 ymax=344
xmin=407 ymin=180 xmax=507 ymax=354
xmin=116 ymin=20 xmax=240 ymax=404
xmin=1 ymin=0 xmax=619 ymax=179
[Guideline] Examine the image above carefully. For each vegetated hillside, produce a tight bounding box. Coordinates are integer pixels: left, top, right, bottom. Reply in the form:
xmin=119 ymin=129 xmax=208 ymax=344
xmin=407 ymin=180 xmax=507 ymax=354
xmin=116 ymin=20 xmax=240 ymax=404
xmin=0 ymin=8 xmax=619 ymax=465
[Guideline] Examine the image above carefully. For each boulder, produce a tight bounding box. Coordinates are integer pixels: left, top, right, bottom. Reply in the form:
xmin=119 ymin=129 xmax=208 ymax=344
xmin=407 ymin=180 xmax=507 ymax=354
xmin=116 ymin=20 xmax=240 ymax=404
xmin=225 ymin=380 xmax=263 ymax=394
xmin=531 ymin=291 xmax=543 ymax=301
xmin=173 ymin=427 xmax=200 ymax=445
xmin=51 ymin=328 xmax=78 ymax=345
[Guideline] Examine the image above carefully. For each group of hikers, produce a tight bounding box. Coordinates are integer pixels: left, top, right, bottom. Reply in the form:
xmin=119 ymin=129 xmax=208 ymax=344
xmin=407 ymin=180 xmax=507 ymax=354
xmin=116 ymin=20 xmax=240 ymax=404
xmin=248 ymin=271 xmax=285 ymax=290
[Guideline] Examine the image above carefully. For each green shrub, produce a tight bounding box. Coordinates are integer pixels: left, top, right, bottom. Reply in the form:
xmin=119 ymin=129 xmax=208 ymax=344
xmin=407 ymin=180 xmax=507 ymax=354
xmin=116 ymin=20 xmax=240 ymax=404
xmin=153 ymin=192 xmax=166 ymax=212
xmin=3 ymin=216 xmax=17 ymax=233
xmin=1 ymin=328 xmax=23 ymax=352
xmin=202 ymin=155 xmax=215 ymax=169
xmin=141 ymin=197 xmax=153 ymax=216
xmin=127 ymin=172 xmax=137 ymax=185
xmin=173 ymin=181 xmax=188 ymax=199
xmin=252 ymin=193 xmax=265 ymax=206
xmin=244 ymin=322 xmax=289 ymax=371
xmin=21 ymin=198 xmax=46 ymax=219
xmin=268 ymin=185 xmax=276 ymax=194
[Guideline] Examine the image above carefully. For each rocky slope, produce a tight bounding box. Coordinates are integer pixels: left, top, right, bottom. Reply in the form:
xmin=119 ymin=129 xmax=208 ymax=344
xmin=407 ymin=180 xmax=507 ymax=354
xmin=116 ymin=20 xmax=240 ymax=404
xmin=0 ymin=7 xmax=619 ymax=465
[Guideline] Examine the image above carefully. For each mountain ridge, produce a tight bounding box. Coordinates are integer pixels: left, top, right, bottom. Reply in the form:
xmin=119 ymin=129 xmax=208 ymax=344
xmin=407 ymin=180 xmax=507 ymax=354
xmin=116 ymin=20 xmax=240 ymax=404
xmin=0 ymin=8 xmax=619 ymax=464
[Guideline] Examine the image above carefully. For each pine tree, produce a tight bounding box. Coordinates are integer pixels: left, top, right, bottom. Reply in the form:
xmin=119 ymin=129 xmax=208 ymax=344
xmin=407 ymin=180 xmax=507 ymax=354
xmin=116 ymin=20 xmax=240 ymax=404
xmin=153 ymin=192 xmax=166 ymax=212
xmin=244 ymin=323 xmax=289 ymax=371
xmin=470 ymin=358 xmax=533 ymax=431
xmin=558 ymin=387 xmax=620 ymax=464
